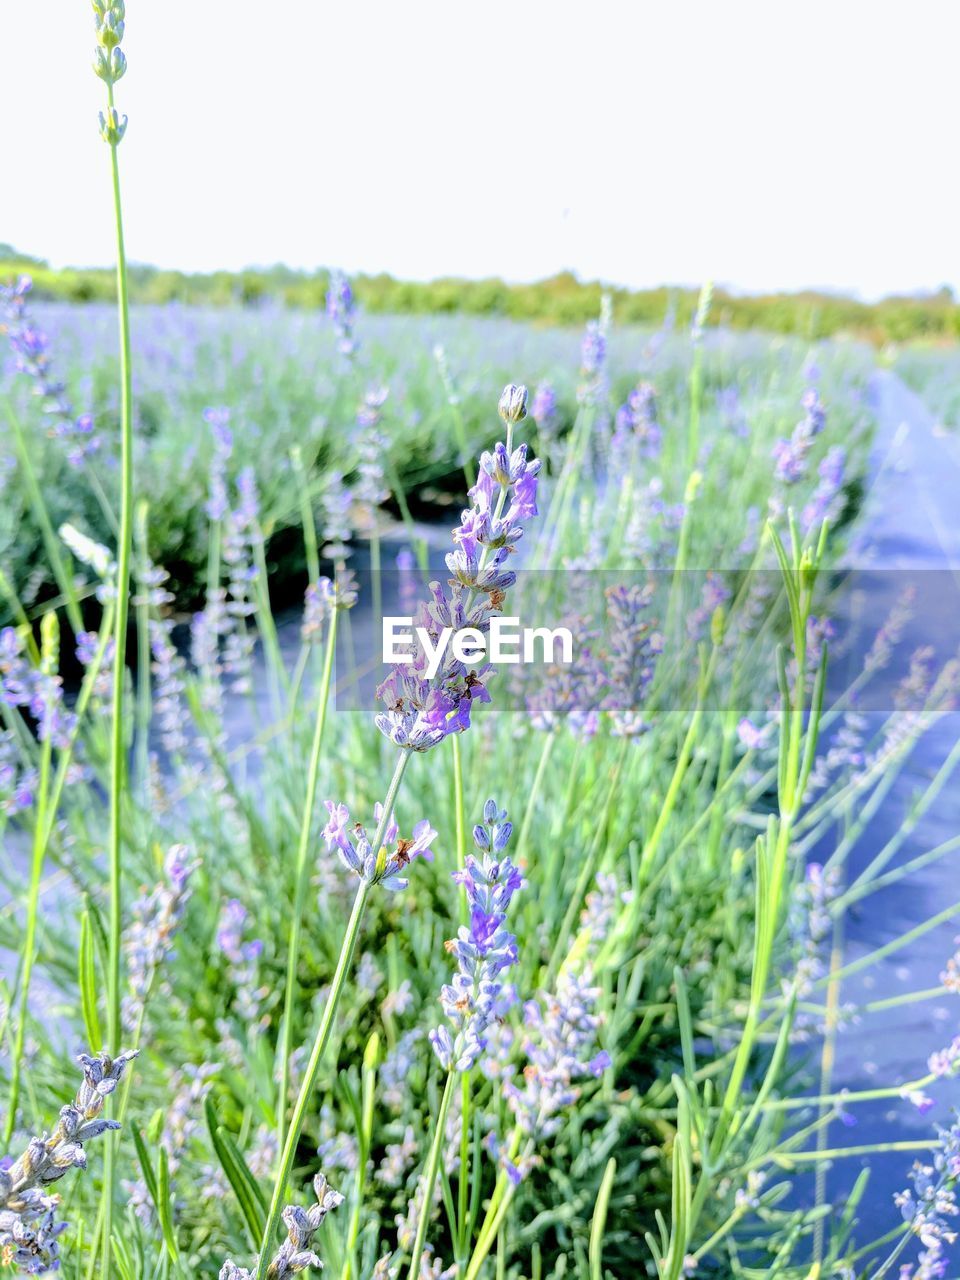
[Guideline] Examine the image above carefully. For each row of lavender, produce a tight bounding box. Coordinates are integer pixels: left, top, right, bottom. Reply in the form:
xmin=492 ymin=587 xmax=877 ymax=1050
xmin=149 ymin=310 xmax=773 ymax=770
xmin=3 ymin=8 xmax=960 ymax=1278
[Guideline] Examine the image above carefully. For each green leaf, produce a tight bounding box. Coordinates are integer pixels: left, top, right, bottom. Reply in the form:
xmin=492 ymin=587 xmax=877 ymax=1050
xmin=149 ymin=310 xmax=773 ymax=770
xmin=204 ymin=1095 xmax=268 ymax=1248
xmin=78 ymin=912 xmax=102 ymax=1053
xmin=673 ymin=966 xmax=697 ymax=1081
xmin=157 ymin=1144 xmax=180 ymax=1265
xmin=130 ymin=1123 xmax=160 ymax=1210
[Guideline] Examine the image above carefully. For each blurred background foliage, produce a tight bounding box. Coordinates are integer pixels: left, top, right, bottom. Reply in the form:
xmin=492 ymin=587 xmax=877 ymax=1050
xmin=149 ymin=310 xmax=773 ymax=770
xmin=3 ymin=244 xmax=960 ymax=346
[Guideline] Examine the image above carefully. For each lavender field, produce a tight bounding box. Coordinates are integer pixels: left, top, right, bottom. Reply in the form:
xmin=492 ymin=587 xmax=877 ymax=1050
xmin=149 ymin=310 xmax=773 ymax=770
xmin=3 ymin=5 xmax=960 ymax=1280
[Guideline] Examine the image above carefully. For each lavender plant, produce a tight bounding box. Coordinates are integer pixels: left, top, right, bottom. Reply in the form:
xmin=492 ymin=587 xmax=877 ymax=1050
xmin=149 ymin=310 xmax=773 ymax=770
xmin=4 ymin=35 xmax=957 ymax=1275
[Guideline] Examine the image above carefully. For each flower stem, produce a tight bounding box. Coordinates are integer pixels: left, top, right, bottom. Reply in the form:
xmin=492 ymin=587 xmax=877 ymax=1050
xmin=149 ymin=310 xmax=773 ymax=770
xmin=255 ymin=750 xmax=410 ymax=1280
xmin=407 ymin=1070 xmax=456 ymax=1280
xmin=276 ymin=606 xmax=340 ymax=1143
xmin=101 ymin=71 xmax=135 ymax=1279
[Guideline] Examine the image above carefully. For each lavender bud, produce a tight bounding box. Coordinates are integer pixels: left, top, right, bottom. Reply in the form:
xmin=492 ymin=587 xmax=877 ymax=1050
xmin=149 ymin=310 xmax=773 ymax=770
xmin=98 ymin=106 xmax=128 ymax=145
xmin=498 ymin=383 xmax=528 ymax=425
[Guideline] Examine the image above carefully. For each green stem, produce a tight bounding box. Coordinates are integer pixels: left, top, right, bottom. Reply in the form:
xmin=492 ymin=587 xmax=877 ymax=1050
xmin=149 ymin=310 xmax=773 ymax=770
xmin=546 ymin=739 xmax=627 ymax=985
xmin=102 ymin=78 xmax=135 ymax=1278
xmin=451 ymin=735 xmax=467 ymax=922
xmin=254 ymin=752 xmax=410 ymax=1280
xmin=513 ymin=731 xmax=555 ymax=862
xmin=133 ymin=503 xmax=152 ymax=801
xmin=407 ymin=1071 xmax=457 ymax=1280
xmin=276 ymin=607 xmax=340 ymax=1143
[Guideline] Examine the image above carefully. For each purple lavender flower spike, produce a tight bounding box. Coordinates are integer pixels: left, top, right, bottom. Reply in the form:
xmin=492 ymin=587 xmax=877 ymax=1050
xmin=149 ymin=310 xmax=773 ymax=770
xmin=0 ymin=276 xmax=101 ymax=466
xmin=375 ymin=386 xmax=540 ymax=752
xmin=501 ymin=968 xmax=609 ymax=1159
xmin=772 ymin=387 xmax=828 ymax=487
xmin=326 ymin=270 xmax=358 ymax=359
xmin=613 ymin=382 xmax=662 ymax=457
xmin=894 ymin=1116 xmax=960 ymax=1279
xmin=429 ymin=800 xmax=522 ymax=1073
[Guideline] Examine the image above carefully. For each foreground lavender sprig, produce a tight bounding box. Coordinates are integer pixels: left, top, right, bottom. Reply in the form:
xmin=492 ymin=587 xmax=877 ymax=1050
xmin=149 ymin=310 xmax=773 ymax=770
xmin=220 ymin=1173 xmax=343 ymax=1279
xmin=429 ymin=800 xmax=522 ymax=1071
xmin=0 ymin=1050 xmax=137 ymax=1274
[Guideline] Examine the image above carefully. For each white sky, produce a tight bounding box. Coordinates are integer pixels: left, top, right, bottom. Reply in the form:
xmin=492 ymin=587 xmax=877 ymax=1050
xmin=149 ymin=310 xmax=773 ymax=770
xmin=2 ymin=1 xmax=957 ymax=299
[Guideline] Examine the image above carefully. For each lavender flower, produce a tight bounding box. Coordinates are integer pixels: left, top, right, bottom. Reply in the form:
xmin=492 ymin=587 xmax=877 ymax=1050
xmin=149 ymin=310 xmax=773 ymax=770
xmin=530 ymin=381 xmax=558 ymax=443
xmin=929 ymin=1037 xmax=960 ymax=1080
xmin=737 ymin=717 xmax=770 ymax=751
xmin=326 ymin=271 xmax=358 ymax=359
xmin=772 ymin=388 xmax=827 ymax=486
xmin=0 ymin=731 xmax=38 ymax=816
xmin=500 ymin=969 xmax=610 ymax=1178
xmin=355 ymin=386 xmax=391 ymax=531
xmin=320 ymin=471 xmax=354 ymax=562
xmin=429 ymin=800 xmax=522 ymax=1072
xmin=601 ymin=584 xmax=663 ymax=737
xmin=380 ymin=1031 xmax=424 ymax=1110
xmin=377 ymin=1125 xmax=418 ymax=1189
xmin=613 ymin=382 xmax=661 ymax=457
xmin=220 ymin=1172 xmax=343 ymax=1279
xmin=941 ymin=938 xmax=960 ymax=995
xmin=150 ymin=617 xmax=189 ymax=755
xmin=578 ymin=309 xmax=610 ymax=412
xmin=523 ymin=609 xmax=604 ymax=739
xmin=122 ymin=844 xmax=198 ymax=1031
xmin=0 ymin=626 xmax=76 ymax=750
xmin=322 ymin=800 xmax=436 ymax=892
xmin=801 ymin=445 xmax=846 ymax=535
xmin=216 ymin=899 xmax=267 ymax=1025
xmin=301 ymin=578 xmax=335 ymax=642
xmin=788 ymin=862 xmax=842 ymax=1001
xmin=894 ymin=1117 xmax=960 ymax=1279
xmin=375 ymin=386 xmax=541 ymax=751
xmin=0 ymin=1050 xmax=137 ymax=1273
xmin=204 ymin=407 xmax=234 ymax=522
xmin=0 ymin=277 xmax=102 ymax=466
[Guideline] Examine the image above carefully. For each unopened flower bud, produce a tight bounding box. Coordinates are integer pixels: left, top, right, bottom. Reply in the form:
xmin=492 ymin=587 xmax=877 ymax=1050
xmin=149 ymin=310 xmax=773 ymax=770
xmin=98 ymin=106 xmax=128 ymax=146
xmin=96 ymin=10 xmax=124 ymax=48
xmin=498 ymin=383 xmax=528 ymax=425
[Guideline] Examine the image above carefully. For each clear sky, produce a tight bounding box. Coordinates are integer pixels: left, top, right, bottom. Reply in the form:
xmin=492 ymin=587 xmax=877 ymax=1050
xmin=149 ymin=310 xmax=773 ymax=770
xmin=3 ymin=1 xmax=957 ymax=299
